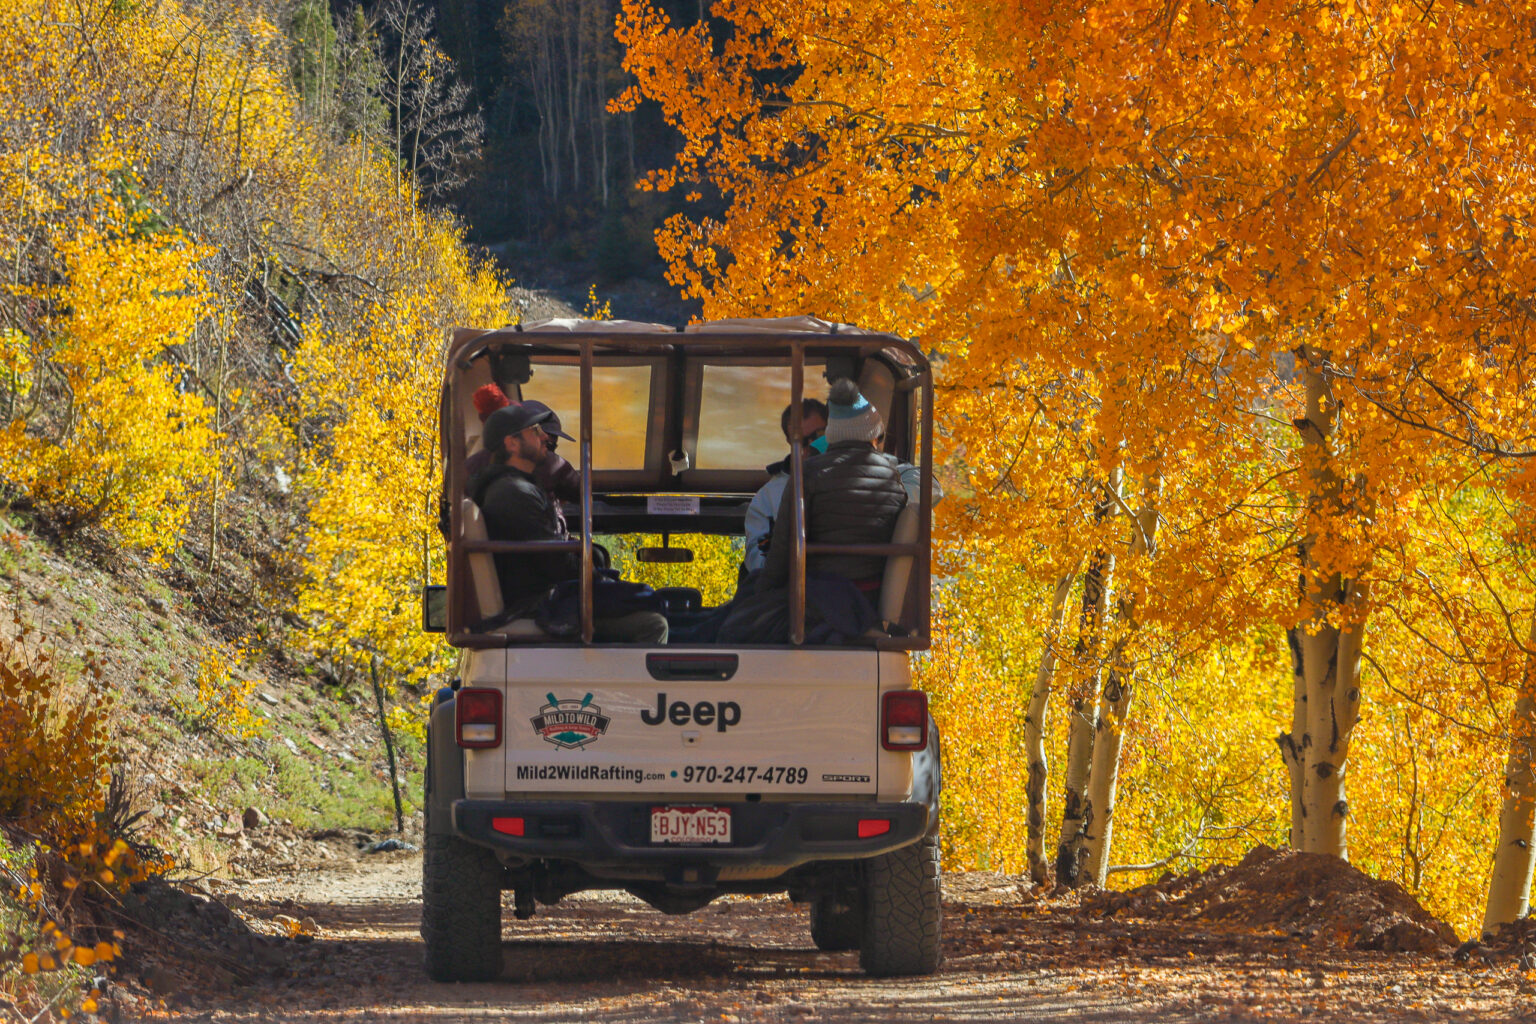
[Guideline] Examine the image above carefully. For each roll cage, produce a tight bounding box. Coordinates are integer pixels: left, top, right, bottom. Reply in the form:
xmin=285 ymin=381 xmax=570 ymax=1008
xmin=438 ymin=318 xmax=934 ymax=650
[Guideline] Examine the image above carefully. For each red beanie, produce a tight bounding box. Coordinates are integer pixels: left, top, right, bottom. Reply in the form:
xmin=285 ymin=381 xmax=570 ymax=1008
xmin=472 ymin=384 xmax=510 ymax=422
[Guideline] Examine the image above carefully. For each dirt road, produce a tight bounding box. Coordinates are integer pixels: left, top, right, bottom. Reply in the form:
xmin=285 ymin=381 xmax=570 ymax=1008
xmin=120 ymin=848 xmax=1530 ymax=1024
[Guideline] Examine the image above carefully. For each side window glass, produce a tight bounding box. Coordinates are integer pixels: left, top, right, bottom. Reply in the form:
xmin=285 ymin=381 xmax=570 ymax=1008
xmin=525 ymin=364 xmax=652 ymax=469
xmin=694 ymin=362 xmax=825 ymax=470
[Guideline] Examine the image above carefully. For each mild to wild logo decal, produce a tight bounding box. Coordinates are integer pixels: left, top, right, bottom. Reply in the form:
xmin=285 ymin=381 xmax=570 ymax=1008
xmin=531 ymin=692 xmax=611 ymax=750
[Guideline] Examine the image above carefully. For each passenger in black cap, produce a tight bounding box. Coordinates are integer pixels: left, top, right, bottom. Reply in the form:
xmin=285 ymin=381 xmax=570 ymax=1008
xmin=470 ymin=403 xmax=666 ymax=644
xmin=520 ymin=399 xmax=580 ymax=510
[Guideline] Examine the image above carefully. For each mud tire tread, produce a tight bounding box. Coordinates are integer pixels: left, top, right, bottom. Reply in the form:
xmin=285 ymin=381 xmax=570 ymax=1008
xmin=859 ymin=834 xmax=942 ymax=976
xmin=421 ymin=832 xmax=503 ymax=982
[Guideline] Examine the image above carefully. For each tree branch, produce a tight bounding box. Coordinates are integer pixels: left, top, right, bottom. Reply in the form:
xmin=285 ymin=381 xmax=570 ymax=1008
xmin=1306 ymin=122 xmax=1361 ymax=185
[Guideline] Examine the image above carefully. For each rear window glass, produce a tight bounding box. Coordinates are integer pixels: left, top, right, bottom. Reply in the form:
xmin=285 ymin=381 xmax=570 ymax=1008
xmin=524 ymin=363 xmax=652 ymax=469
xmin=694 ymin=363 xmax=825 ymax=470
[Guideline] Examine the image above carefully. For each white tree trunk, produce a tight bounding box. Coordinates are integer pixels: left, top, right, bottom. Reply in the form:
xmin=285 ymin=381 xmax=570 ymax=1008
xmin=1483 ymin=613 xmax=1536 ymax=936
xmin=1296 ymin=587 xmax=1365 ymax=856
xmin=1024 ymin=572 xmax=1077 ymax=885
xmin=564 ymin=0 xmax=583 ymax=194
xmin=1082 ymin=494 xmax=1161 ymax=886
xmin=1293 ymin=346 xmax=1366 ymax=859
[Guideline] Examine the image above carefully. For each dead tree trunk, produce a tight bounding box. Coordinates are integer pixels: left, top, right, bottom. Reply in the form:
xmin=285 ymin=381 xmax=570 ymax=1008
xmin=1024 ymin=572 xmax=1077 ymax=885
xmin=370 ymin=656 xmax=405 ymax=834
xmin=205 ymin=315 xmax=228 ymax=571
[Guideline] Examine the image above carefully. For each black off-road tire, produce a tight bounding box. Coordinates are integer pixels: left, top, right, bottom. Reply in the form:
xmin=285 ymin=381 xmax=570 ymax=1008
xmin=810 ymin=894 xmax=863 ymax=951
xmin=421 ymin=832 xmax=504 ymax=982
xmin=858 ymin=834 xmax=942 ymax=976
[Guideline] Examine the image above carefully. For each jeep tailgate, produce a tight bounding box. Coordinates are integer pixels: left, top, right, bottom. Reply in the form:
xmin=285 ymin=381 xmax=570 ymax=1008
xmin=500 ymin=648 xmax=880 ymax=796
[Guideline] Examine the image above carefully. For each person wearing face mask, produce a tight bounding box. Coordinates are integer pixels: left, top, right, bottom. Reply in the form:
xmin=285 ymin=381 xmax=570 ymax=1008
xmin=755 ymin=378 xmax=906 ymax=595
xmin=742 ymin=398 xmax=829 ymax=575
xmin=799 ymin=406 xmax=941 ymax=508
xmin=717 ymin=380 xmax=906 ymax=645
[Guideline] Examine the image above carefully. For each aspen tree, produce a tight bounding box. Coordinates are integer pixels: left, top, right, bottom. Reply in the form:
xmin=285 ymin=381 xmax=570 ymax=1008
xmin=1293 ymin=346 xmax=1367 ymax=858
xmin=1055 ymin=472 xmax=1120 ymax=885
xmin=376 ymin=0 xmax=484 ymax=200
xmin=1483 ymin=613 xmax=1536 ymax=935
xmin=619 ymin=0 xmax=1536 ymax=909
xmin=1082 ymin=478 xmax=1162 ymax=885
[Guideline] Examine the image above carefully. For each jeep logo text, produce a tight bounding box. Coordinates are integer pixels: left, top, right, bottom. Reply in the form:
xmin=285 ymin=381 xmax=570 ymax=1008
xmin=640 ymin=693 xmax=741 ymax=732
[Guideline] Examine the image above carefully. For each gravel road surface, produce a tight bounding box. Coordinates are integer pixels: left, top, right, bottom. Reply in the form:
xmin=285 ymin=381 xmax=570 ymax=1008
xmin=134 ymin=852 xmax=1525 ymax=1024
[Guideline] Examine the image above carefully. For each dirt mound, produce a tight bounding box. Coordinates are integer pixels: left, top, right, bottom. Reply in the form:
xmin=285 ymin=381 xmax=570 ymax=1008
xmin=1083 ymin=844 xmax=1457 ymax=953
xmin=1481 ymin=915 xmax=1536 ymax=960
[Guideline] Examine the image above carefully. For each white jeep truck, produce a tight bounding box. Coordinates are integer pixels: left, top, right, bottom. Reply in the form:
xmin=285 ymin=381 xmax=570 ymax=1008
xmin=420 ymin=318 xmax=941 ymax=980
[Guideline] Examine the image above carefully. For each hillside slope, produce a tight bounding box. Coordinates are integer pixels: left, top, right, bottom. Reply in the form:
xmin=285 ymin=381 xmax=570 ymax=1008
xmin=0 ymin=281 xmax=583 ymax=879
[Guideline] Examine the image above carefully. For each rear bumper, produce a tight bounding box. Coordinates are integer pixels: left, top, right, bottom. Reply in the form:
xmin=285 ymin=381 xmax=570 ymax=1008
xmin=452 ymin=798 xmax=932 ymax=869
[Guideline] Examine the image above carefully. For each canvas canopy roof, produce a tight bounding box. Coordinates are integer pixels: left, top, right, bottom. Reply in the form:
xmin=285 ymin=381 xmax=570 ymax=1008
xmin=441 ymin=317 xmax=928 ymax=496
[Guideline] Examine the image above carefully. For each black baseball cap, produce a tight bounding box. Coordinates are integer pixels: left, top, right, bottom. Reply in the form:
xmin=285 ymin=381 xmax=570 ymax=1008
xmin=481 ymin=403 xmax=553 ymax=456
xmin=520 ymin=400 xmax=575 ymax=441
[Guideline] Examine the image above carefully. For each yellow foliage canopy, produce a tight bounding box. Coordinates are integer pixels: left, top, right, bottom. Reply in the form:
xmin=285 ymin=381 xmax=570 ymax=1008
xmin=0 ymin=0 xmax=514 ymax=698
xmin=294 ymin=222 xmax=512 ymax=688
xmin=0 ymin=0 xmax=220 ymax=551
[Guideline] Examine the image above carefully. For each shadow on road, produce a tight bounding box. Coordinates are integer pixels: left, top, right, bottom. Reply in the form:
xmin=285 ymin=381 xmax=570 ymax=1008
xmin=163 ymin=871 xmax=1520 ymax=1024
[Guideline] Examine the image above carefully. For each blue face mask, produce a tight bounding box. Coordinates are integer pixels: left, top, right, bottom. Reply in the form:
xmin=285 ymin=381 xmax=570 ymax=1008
xmin=809 ymin=435 xmax=829 ymax=454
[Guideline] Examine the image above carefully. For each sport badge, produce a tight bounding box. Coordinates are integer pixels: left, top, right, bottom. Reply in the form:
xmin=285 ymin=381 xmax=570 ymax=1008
xmin=531 ymin=692 xmax=611 ymax=750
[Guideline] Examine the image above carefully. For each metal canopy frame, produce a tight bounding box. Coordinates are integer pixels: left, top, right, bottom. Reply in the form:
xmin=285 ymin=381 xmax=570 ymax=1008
xmin=440 ymin=328 xmax=933 ymax=651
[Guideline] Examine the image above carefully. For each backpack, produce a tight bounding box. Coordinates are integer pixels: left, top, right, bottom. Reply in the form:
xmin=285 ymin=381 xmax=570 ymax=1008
xmin=534 ymin=569 xmax=665 ymax=637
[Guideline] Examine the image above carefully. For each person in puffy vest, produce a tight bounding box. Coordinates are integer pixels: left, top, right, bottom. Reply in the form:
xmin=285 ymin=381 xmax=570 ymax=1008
xmin=757 ymin=378 xmax=907 ymax=595
xmin=717 ymin=379 xmax=906 ymax=644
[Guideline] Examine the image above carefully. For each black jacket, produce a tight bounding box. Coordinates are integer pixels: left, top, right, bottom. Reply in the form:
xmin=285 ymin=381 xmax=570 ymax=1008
xmin=758 ymin=441 xmax=907 ymax=592
xmin=469 ymin=463 xmax=579 ymax=612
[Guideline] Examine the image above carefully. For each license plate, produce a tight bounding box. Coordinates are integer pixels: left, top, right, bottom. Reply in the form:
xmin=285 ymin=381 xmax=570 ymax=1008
xmin=651 ymin=806 xmax=731 ymax=845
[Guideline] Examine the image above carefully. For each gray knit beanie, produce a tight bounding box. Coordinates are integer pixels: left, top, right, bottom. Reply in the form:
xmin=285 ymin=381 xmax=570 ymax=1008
xmin=822 ymin=378 xmax=883 ymax=444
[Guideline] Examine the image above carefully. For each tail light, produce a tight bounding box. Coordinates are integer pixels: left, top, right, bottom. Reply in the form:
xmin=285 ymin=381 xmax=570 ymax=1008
xmin=456 ymin=688 xmax=503 ymax=748
xmin=881 ymin=690 xmax=928 ymax=751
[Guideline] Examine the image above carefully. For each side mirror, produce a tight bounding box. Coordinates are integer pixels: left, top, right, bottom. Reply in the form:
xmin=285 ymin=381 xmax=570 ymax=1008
xmin=421 ymin=585 xmax=448 ymax=632
xmin=636 ymin=547 xmax=693 ymax=564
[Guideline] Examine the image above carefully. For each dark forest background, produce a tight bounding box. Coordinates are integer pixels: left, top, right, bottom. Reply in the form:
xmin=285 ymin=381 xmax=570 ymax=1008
xmin=291 ymin=0 xmax=710 ymax=310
